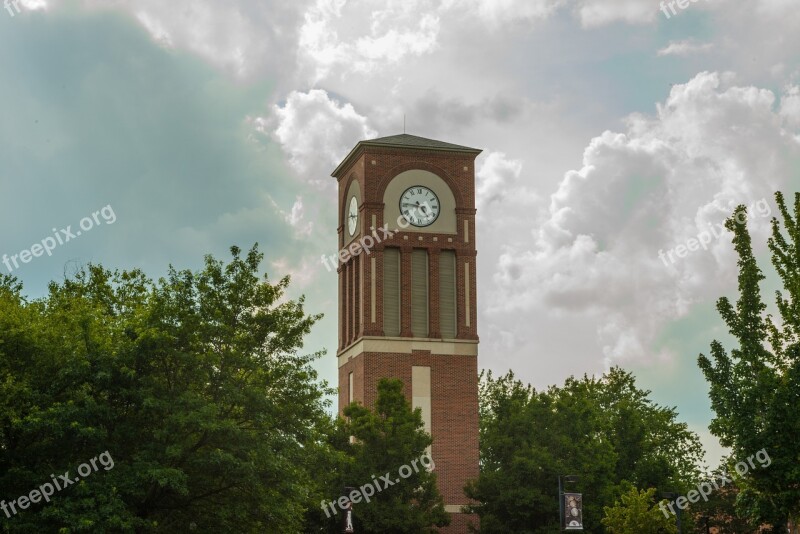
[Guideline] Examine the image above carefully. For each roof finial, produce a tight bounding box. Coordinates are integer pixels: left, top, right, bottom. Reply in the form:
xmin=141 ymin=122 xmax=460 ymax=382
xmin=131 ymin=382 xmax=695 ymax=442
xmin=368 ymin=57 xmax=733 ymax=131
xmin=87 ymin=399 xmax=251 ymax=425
xmin=403 ymin=114 xmax=406 ymax=134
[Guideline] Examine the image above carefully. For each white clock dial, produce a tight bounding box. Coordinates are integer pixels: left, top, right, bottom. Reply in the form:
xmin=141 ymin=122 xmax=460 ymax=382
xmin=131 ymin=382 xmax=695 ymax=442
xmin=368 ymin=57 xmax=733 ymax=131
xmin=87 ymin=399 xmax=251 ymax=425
xmin=347 ymin=196 xmax=358 ymax=236
xmin=400 ymin=186 xmax=440 ymax=227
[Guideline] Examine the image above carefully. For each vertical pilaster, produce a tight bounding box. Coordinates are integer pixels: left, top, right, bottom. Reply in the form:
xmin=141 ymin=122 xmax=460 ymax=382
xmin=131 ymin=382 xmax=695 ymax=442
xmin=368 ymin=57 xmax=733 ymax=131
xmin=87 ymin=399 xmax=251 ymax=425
xmin=456 ymin=250 xmax=478 ymax=340
xmin=350 ymin=258 xmax=357 ymax=343
xmin=343 ymin=262 xmax=350 ymax=347
xmin=363 ymin=252 xmax=382 ymax=337
xmin=354 ymin=255 xmax=361 ymax=340
xmin=339 ymin=264 xmax=345 ymax=350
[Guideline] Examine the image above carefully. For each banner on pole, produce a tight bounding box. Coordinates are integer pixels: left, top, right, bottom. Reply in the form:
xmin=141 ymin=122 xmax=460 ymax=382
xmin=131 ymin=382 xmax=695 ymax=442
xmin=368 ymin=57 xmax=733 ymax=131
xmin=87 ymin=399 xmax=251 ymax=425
xmin=562 ymin=492 xmax=583 ymax=530
xmin=342 ymin=487 xmax=355 ymax=533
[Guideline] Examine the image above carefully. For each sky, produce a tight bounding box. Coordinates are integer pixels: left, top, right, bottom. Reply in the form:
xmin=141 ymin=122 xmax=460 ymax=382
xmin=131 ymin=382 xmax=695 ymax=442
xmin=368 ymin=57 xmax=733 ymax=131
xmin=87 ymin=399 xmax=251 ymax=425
xmin=2 ymin=0 xmax=800 ymax=470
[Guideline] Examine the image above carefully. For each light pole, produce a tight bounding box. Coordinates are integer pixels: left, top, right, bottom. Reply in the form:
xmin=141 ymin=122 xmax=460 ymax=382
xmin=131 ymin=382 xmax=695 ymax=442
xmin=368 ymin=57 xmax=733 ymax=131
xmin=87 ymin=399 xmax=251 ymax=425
xmin=661 ymin=492 xmax=682 ymax=534
xmin=558 ymin=475 xmax=581 ymax=531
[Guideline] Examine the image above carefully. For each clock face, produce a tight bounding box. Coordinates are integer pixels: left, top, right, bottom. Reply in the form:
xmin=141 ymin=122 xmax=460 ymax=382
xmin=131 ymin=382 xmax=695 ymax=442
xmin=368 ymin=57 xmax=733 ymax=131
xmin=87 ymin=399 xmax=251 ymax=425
xmin=348 ymin=196 xmax=358 ymax=236
xmin=400 ymin=186 xmax=440 ymax=227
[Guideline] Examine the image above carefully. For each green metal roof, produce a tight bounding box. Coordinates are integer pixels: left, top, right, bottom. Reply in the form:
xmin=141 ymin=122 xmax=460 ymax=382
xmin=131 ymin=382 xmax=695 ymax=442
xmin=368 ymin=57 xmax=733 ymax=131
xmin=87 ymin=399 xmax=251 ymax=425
xmin=332 ymin=134 xmax=481 ymax=177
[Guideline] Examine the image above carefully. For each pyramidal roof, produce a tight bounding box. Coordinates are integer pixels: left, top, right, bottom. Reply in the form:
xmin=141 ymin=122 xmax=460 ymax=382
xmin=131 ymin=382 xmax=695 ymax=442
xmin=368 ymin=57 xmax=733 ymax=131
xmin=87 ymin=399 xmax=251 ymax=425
xmin=332 ymin=134 xmax=481 ymax=177
xmin=361 ymin=133 xmax=480 ymax=151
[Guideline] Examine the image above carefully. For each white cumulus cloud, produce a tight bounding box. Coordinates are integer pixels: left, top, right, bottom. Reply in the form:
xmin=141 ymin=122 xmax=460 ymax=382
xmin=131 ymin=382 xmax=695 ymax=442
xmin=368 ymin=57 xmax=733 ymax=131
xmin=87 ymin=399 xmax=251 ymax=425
xmin=444 ymin=0 xmax=565 ymax=25
xmin=658 ymin=40 xmax=715 ymax=57
xmin=484 ymin=72 xmax=800 ymax=369
xmin=266 ymin=89 xmax=377 ymax=186
xmin=476 ymin=152 xmax=524 ymax=210
xmin=298 ymin=0 xmax=441 ymax=82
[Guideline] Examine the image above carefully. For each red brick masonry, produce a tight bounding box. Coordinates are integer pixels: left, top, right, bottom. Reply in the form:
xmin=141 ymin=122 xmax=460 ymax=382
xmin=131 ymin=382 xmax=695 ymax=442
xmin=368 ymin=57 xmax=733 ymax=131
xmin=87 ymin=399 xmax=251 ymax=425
xmin=334 ymin=139 xmax=481 ymax=533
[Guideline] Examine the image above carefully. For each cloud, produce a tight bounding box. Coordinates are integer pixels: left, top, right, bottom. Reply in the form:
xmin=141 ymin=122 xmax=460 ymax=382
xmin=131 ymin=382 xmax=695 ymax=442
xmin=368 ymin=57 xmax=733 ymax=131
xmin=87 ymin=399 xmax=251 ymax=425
xmin=706 ymin=0 xmax=800 ymax=81
xmin=485 ymin=72 xmax=800 ymax=368
xmin=298 ymin=0 xmax=440 ymax=82
xmin=270 ymin=256 xmax=318 ymax=290
xmin=444 ymin=0 xmax=565 ymax=25
xmin=35 ymin=0 xmax=799 ymax=98
xmin=19 ymin=0 xmax=48 ymax=10
xmin=26 ymin=0 xmax=799 ymax=111
xmin=476 ymin=152 xmax=524 ymax=210
xmin=658 ymin=40 xmax=715 ymax=57
xmin=266 ymin=89 xmax=377 ymax=186
xmin=779 ymin=86 xmax=800 ymax=130
xmin=269 ymin=195 xmax=314 ymax=238
xmin=755 ymin=0 xmax=798 ymax=15
xmin=409 ymin=92 xmax=529 ymax=135
xmin=294 ymin=0 xmax=675 ymax=83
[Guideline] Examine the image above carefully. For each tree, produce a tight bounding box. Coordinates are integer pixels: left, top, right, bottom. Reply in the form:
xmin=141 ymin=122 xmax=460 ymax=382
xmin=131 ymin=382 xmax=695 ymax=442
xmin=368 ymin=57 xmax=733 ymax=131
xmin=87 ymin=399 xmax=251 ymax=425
xmin=595 ymin=369 xmax=703 ymax=493
xmin=0 ymin=245 xmax=333 ymax=532
xmin=465 ymin=368 xmax=703 ymax=533
xmin=698 ymin=193 xmax=800 ymax=532
xmin=688 ymin=458 xmax=759 ymax=534
xmin=601 ymin=486 xmax=677 ymax=534
xmin=305 ymin=378 xmax=449 ymax=534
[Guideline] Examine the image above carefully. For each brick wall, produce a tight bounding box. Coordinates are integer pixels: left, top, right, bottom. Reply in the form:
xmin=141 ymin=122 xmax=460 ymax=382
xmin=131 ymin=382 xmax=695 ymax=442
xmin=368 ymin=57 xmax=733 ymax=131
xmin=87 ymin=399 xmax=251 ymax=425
xmin=338 ymin=350 xmax=479 ymax=516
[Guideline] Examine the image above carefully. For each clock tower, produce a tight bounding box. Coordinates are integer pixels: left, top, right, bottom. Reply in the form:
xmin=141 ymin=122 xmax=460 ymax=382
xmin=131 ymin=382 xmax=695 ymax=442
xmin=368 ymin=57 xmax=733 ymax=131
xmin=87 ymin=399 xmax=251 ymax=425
xmin=332 ymin=134 xmax=481 ymax=533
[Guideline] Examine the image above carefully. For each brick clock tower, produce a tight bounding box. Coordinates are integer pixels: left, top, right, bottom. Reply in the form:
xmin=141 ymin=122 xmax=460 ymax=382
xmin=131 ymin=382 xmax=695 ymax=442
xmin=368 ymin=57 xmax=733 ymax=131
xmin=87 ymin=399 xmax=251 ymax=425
xmin=332 ymin=134 xmax=481 ymax=533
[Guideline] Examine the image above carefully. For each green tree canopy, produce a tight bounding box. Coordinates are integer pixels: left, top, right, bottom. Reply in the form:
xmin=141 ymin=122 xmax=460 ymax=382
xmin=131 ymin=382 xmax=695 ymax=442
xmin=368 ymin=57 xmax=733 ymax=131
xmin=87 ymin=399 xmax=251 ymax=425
xmin=305 ymin=378 xmax=449 ymax=534
xmin=0 ymin=245 xmax=332 ymax=533
xmin=465 ymin=367 xmax=703 ymax=533
xmin=601 ymin=486 xmax=677 ymax=534
xmin=698 ymin=192 xmax=800 ymax=532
